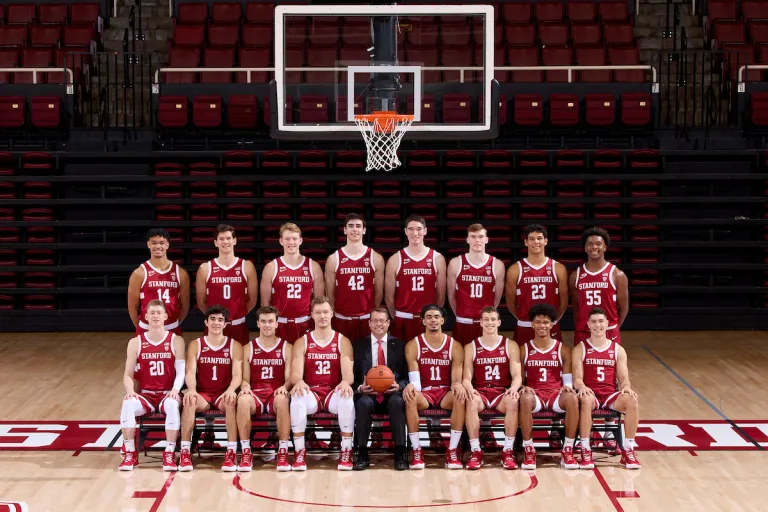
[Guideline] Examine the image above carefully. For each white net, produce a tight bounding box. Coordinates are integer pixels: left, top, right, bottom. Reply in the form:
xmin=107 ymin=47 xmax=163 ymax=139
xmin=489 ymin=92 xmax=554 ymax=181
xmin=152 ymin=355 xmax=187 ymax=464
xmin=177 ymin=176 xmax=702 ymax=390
xmin=354 ymin=114 xmax=414 ymax=172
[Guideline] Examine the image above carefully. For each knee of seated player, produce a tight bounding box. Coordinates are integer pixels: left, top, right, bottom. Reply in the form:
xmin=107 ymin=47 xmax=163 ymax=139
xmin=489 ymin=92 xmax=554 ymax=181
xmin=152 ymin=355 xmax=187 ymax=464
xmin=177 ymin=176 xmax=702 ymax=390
xmin=467 ymin=396 xmax=481 ymax=413
xmin=237 ymin=393 xmax=252 ymax=410
xmin=221 ymin=400 xmax=236 ymax=414
xmin=579 ymin=394 xmax=596 ymax=411
xmin=500 ymin=395 xmax=517 ymax=412
xmin=562 ymin=392 xmax=578 ymax=410
xmin=520 ymin=392 xmax=536 ymax=411
xmin=273 ymin=393 xmax=289 ymax=412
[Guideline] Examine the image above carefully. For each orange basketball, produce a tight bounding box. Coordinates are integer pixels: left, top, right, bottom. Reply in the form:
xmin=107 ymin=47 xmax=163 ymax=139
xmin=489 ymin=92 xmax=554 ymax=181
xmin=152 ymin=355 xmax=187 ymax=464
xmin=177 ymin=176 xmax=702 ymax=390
xmin=366 ymin=365 xmax=395 ymax=393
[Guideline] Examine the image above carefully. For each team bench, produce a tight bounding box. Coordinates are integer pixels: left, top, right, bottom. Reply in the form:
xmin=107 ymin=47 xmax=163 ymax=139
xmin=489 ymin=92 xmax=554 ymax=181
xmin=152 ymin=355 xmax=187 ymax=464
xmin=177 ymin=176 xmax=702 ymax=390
xmin=119 ymin=408 xmax=623 ymax=457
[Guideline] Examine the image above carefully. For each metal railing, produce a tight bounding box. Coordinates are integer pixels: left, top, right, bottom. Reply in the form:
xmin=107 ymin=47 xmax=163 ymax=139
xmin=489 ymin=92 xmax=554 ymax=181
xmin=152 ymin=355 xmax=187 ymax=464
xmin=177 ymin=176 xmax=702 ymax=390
xmin=0 ymin=68 xmax=75 ymax=85
xmin=155 ymin=65 xmax=658 ymax=85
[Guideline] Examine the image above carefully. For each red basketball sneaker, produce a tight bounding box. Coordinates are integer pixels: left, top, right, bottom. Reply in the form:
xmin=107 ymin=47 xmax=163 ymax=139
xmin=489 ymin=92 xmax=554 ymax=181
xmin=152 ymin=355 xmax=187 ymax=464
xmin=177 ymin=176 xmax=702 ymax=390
xmin=521 ymin=445 xmax=537 ymax=470
xmin=162 ymin=451 xmax=177 ymax=471
xmin=118 ymin=451 xmax=138 ymax=471
xmin=620 ymin=448 xmax=641 ymax=470
xmin=178 ymin=449 xmax=193 ymax=472
xmin=561 ymin=446 xmax=579 ymax=469
xmin=445 ymin=448 xmax=463 ymax=469
xmin=292 ymin=449 xmax=307 ymax=471
xmin=221 ymin=449 xmax=237 ymax=472
xmin=409 ymin=447 xmax=425 ymax=470
xmin=276 ymin=447 xmax=291 ymax=472
xmin=238 ymin=448 xmax=253 ymax=472
xmin=579 ymin=449 xmax=595 ymax=470
xmin=501 ymin=450 xmax=518 ymax=470
xmin=338 ymin=449 xmax=353 ymax=471
xmin=466 ymin=450 xmax=484 ymax=470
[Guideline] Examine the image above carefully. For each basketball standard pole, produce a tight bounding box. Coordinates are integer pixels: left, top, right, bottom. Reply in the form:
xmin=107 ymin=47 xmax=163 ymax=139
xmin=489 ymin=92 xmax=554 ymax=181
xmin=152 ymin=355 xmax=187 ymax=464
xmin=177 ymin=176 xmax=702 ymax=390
xmin=371 ymin=13 xmax=398 ymax=113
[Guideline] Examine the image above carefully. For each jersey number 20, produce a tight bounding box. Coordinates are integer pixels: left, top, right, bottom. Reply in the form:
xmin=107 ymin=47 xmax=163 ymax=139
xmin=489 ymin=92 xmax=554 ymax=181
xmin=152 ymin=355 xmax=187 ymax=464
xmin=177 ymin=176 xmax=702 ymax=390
xmin=149 ymin=360 xmax=165 ymax=376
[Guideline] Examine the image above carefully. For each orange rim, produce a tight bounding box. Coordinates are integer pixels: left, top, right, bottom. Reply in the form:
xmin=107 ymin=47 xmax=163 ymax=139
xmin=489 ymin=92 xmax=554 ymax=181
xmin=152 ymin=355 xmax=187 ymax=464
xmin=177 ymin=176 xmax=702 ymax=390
xmin=355 ymin=111 xmax=414 ymax=133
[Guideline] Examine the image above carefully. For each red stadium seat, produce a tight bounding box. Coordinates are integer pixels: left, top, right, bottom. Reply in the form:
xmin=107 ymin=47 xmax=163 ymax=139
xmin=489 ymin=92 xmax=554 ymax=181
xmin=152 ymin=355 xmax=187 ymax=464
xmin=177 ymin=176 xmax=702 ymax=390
xmin=176 ymin=3 xmax=208 ymax=25
xmin=576 ymin=46 xmax=611 ymax=82
xmin=481 ymin=203 xmax=511 ymax=220
xmin=69 ymin=3 xmax=100 ymax=28
xmin=593 ymin=203 xmax=622 ymax=219
xmin=166 ymin=47 xmax=200 ymax=84
xmin=371 ymin=203 xmax=401 ymax=221
xmin=408 ymin=46 xmax=440 ymax=82
xmin=406 ymin=94 xmax=436 ymax=123
xmin=502 ymin=3 xmax=532 ymax=23
xmin=202 ymin=47 xmax=234 ymax=83
xmin=519 ymin=203 xmax=549 ymax=219
xmin=237 ymin=47 xmax=271 ymax=83
xmin=585 ymin=94 xmax=615 ymax=127
xmin=631 ymin=225 xmax=660 ymax=242
xmin=442 ymin=48 xmax=472 ymax=83
xmin=17 ymin=49 xmax=52 ymax=84
xmin=555 ymin=149 xmax=586 ymax=168
xmin=549 ymin=93 xmax=579 ymax=127
xmin=0 ymin=26 xmax=28 ymax=48
xmin=556 ymin=203 xmax=585 ymax=219
xmin=246 ymin=1 xmax=274 ymax=23
xmin=535 ymin=1 xmax=564 ymax=22
xmin=192 ymin=95 xmax=222 ymax=128
xmin=506 ymin=23 xmax=536 ymax=45
xmin=228 ymin=94 xmax=258 ymax=129
xmin=538 ymin=22 xmax=569 ymax=46
xmin=542 ymin=46 xmax=572 ymax=82
xmin=519 ymin=149 xmax=549 ymax=167
xmin=155 ymin=205 xmax=184 ymax=221
xmin=26 ymin=226 xmax=54 ymax=242
xmin=508 ymin=46 xmax=542 ymax=82
xmin=30 ymin=25 xmax=61 ymax=47
xmin=335 ymin=180 xmax=364 ymax=197
xmin=555 ymin=179 xmax=585 ymax=197
xmin=62 ymin=25 xmax=95 ymax=49
xmin=299 ymin=95 xmax=329 ymax=123
xmin=298 ymin=150 xmax=328 ymax=169
xmin=242 ymin=23 xmax=272 ymax=47
xmin=155 ymin=181 xmax=183 ymax=198
xmin=334 ymin=151 xmax=365 ymax=169
xmin=445 ymin=203 xmax=475 ymax=220
xmin=225 ymin=203 xmax=255 ymax=220
xmin=593 ymin=179 xmax=622 ymax=197
xmin=481 ymin=179 xmax=512 ymax=195
xmin=39 ymin=4 xmax=67 ymax=25
xmin=298 ymin=203 xmax=328 ymax=220
xmin=0 ymin=96 xmax=25 ymax=128
xmin=603 ymin=23 xmax=635 ymax=47
xmin=189 ymin=181 xmax=218 ymax=198
xmin=158 ymin=96 xmax=189 ymax=128
xmin=445 ymin=151 xmax=475 ymax=168
xmin=446 ymin=180 xmax=474 ymax=198
xmin=629 ymin=203 xmax=660 ymax=219
xmin=172 ymin=24 xmax=205 ymax=48
xmin=706 ymin=0 xmax=737 ymax=26
xmin=341 ymin=21 xmax=370 ymax=47
xmin=406 ymin=20 xmax=439 ymax=47
xmin=409 ymin=180 xmax=438 ymax=197
xmin=630 ymin=269 xmax=660 ymax=285
xmin=621 ymin=92 xmax=652 ymax=127
xmin=30 ymin=96 xmax=61 ymax=129
xmin=408 ymin=204 xmax=438 ymax=221
xmin=568 ymin=1 xmax=596 ymax=22
xmin=7 ymin=4 xmax=36 ymax=25
xmin=442 ymin=94 xmax=472 ymax=123
xmin=514 ymin=94 xmax=543 ymax=126
xmin=609 ymin=46 xmax=646 ymax=82
xmin=599 ymin=0 xmax=630 ymax=23
xmin=593 ymin=149 xmax=623 ymax=169
xmin=571 ymin=22 xmax=602 ymax=47
xmin=519 ymin=180 xmax=548 ymax=196
xmin=407 ymin=152 xmax=438 ymax=170
xmin=188 ymin=162 xmax=216 ymax=176
xmin=0 ymin=50 xmax=18 ymax=84
xmin=556 ymin=225 xmax=584 ymax=241
xmin=299 ymin=180 xmax=327 ymax=198
xmin=372 ymin=180 xmax=401 ymax=197
xmin=23 ymin=295 xmax=56 ymax=310
xmin=212 ymin=2 xmax=242 ymax=24
xmin=262 ymin=151 xmax=292 ymax=169
xmin=208 ymin=24 xmax=239 ymax=48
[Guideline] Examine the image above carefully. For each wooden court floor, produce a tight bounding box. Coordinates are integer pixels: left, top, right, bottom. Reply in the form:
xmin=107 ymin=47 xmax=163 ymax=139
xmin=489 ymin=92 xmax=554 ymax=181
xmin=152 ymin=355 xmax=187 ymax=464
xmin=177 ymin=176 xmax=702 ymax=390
xmin=0 ymin=330 xmax=767 ymax=512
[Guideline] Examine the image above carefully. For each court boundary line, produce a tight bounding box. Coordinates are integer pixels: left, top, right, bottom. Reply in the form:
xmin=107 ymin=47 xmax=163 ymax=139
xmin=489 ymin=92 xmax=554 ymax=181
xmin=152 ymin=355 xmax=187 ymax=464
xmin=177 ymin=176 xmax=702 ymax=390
xmin=233 ymin=472 xmax=538 ymax=508
xmin=641 ymin=345 xmax=764 ymax=451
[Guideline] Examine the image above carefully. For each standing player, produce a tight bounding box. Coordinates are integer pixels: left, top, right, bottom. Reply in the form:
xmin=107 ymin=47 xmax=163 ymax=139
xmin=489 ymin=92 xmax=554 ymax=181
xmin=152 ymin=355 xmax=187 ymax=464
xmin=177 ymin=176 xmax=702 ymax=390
xmin=384 ymin=215 xmax=446 ymax=344
xmin=196 ymin=224 xmax=258 ymax=345
xmin=573 ymin=308 xmax=641 ymax=469
xmin=118 ymin=300 xmax=186 ymax=471
xmin=237 ymin=306 xmax=293 ymax=472
xmin=402 ymin=304 xmax=467 ymax=470
xmin=446 ymin=224 xmax=505 ymax=345
xmin=289 ymin=297 xmax=355 ymax=470
xmin=463 ymin=306 xmax=522 ymax=470
xmin=261 ymin=223 xmax=325 ymax=343
xmin=570 ymin=227 xmax=629 ymax=345
xmin=518 ymin=304 xmax=579 ymax=470
xmin=128 ymin=228 xmax=190 ymax=335
xmin=326 ymin=213 xmax=385 ymax=341
xmin=570 ymin=227 xmax=629 ymax=454
xmin=505 ymin=224 xmax=569 ymax=344
xmin=177 ymin=305 xmax=243 ymax=472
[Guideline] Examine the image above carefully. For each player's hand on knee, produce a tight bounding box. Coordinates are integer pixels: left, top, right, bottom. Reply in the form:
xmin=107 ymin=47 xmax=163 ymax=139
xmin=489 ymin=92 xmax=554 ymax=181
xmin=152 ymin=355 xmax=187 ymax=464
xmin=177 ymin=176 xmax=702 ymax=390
xmin=291 ymin=381 xmax=310 ymax=397
xmin=183 ymin=391 xmax=198 ymax=407
xmin=621 ymin=386 xmax=637 ymax=398
xmin=403 ymin=383 xmax=417 ymax=403
xmin=124 ymin=391 xmax=140 ymax=401
xmin=167 ymin=389 xmax=181 ymax=402
xmin=560 ymin=385 xmax=575 ymax=395
xmin=577 ymin=387 xmax=594 ymax=399
xmin=336 ymin=381 xmax=353 ymax=398
xmin=223 ymin=390 xmax=237 ymax=405
xmin=452 ymin=382 xmax=467 ymax=402
xmin=273 ymin=385 xmax=289 ymax=397
xmin=238 ymin=384 xmax=251 ymax=398
xmin=504 ymin=387 xmax=520 ymax=400
xmin=520 ymin=386 xmax=535 ymax=395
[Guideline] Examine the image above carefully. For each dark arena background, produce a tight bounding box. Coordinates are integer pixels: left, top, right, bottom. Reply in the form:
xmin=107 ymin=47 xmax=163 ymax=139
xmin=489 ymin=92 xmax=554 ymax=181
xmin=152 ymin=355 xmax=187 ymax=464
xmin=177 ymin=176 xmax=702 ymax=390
xmin=0 ymin=0 xmax=767 ymax=510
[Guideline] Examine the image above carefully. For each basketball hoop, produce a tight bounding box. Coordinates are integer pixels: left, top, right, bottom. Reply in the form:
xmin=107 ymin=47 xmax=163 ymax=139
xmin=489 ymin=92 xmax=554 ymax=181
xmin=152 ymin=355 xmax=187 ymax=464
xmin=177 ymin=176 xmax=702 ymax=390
xmin=354 ymin=112 xmax=414 ymax=172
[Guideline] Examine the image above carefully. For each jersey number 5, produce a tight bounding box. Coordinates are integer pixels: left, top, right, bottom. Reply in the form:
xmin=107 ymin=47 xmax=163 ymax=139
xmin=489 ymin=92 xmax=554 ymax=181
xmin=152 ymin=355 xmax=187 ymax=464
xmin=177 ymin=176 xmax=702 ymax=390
xmin=585 ymin=290 xmax=601 ymax=306
xmin=348 ymin=275 xmax=364 ymax=291
xmin=287 ymin=283 xmax=302 ymax=299
xmin=149 ymin=360 xmax=165 ymax=376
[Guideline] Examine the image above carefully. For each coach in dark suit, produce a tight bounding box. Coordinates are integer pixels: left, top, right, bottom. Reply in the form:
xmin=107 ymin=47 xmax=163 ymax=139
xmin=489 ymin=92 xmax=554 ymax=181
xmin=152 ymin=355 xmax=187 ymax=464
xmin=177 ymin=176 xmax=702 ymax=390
xmin=352 ymin=306 xmax=409 ymax=470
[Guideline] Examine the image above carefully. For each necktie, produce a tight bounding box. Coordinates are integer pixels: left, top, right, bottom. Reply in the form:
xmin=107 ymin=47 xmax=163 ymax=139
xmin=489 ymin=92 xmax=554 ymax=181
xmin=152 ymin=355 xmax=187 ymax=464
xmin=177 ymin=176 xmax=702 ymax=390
xmin=376 ymin=339 xmax=386 ymax=403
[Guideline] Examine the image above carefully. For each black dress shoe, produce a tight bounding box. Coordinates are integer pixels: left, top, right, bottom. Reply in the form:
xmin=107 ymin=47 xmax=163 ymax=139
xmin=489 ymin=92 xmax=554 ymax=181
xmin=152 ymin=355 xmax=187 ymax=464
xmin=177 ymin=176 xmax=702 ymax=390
xmin=394 ymin=446 xmax=408 ymax=471
xmin=354 ymin=450 xmax=370 ymax=471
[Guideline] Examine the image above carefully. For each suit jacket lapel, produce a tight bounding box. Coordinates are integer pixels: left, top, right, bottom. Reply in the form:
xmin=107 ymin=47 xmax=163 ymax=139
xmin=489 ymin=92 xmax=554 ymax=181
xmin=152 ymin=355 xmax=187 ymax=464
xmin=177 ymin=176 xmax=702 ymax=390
xmin=387 ymin=339 xmax=398 ymax=376
xmin=362 ymin=341 xmax=372 ymax=372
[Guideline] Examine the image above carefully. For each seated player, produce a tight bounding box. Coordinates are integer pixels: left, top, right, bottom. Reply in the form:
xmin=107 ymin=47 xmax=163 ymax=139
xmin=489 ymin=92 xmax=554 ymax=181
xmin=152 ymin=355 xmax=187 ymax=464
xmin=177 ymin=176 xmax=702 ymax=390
xmin=463 ymin=306 xmax=522 ymax=470
xmin=237 ymin=306 xmax=293 ymax=472
xmin=518 ymin=304 xmax=579 ymax=470
xmin=289 ymin=296 xmax=355 ymax=471
xmin=119 ymin=300 xmax=186 ymax=471
xmin=177 ymin=305 xmax=243 ymax=472
xmin=403 ymin=304 xmax=467 ymax=470
xmin=573 ymin=307 xmax=641 ymax=470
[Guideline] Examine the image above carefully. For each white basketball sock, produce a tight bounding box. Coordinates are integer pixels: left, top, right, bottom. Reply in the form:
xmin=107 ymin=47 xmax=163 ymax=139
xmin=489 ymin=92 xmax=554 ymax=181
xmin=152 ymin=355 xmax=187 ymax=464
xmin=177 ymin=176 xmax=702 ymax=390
xmin=504 ymin=437 xmax=515 ymax=451
xmin=341 ymin=437 xmax=353 ymax=450
xmin=449 ymin=430 xmax=462 ymax=450
xmin=580 ymin=437 xmax=592 ymax=451
xmin=165 ymin=442 xmax=175 ymax=453
xmin=181 ymin=441 xmax=191 ymax=451
xmin=409 ymin=432 xmax=421 ymax=449
xmin=123 ymin=439 xmax=136 ymax=453
xmin=523 ymin=439 xmax=534 ymax=447
xmin=279 ymin=440 xmax=291 ymax=450
xmin=293 ymin=436 xmax=305 ymax=452
xmin=227 ymin=441 xmax=237 ymax=451
xmin=624 ymin=438 xmax=635 ymax=450
xmin=564 ymin=437 xmax=575 ymax=449
xmin=469 ymin=439 xmax=480 ymax=451
xmin=240 ymin=440 xmax=250 ymax=451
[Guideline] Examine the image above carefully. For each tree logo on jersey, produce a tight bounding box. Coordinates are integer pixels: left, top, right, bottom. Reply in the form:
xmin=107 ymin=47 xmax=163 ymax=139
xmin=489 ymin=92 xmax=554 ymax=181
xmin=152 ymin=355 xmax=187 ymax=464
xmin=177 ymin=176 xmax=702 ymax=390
xmin=546 ymin=269 xmax=551 ymax=276
xmin=486 ymin=268 xmax=492 ymax=275
xmin=331 ymin=344 xmax=337 ymax=351
xmin=364 ymin=259 xmax=370 ymax=267
xmin=171 ymin=273 xmax=177 ymax=280
xmin=500 ymin=347 xmax=505 ymax=356
xmin=443 ymin=353 xmax=449 ymax=360
xmin=304 ymin=269 xmax=309 ymax=276
xmin=164 ymin=343 xmax=170 ymax=351
xmin=235 ymin=268 xmax=241 ymax=276
xmin=275 ymin=350 xmax=281 ymax=358
xmin=551 ymin=353 xmax=557 ymax=360
xmin=224 ymin=349 xmax=229 ymax=358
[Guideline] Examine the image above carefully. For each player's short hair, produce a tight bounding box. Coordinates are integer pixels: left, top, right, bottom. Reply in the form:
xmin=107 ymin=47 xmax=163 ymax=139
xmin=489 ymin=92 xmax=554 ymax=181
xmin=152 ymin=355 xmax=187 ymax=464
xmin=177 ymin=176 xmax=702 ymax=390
xmin=344 ymin=213 xmax=366 ymax=228
xmin=280 ymin=222 xmax=302 ymax=238
xmin=215 ymin=224 xmax=236 ymax=239
xmin=257 ymin=305 xmax=279 ymax=319
xmin=528 ymin=303 xmax=557 ymax=322
xmin=588 ymin=307 xmax=607 ymax=319
xmin=581 ymin=227 xmax=610 ymax=247
xmin=468 ymin=223 xmax=487 ymax=234
xmin=310 ymin=295 xmax=332 ymax=313
xmin=205 ymin=304 xmax=231 ymax=322
xmin=146 ymin=228 xmax=170 ymax=242
xmin=523 ymin=224 xmax=548 ymax=239
xmin=404 ymin=215 xmax=426 ymax=229
xmin=146 ymin=299 xmax=167 ymax=311
xmin=369 ymin=306 xmax=390 ymax=320
xmin=420 ymin=304 xmax=445 ymax=319
xmin=481 ymin=306 xmax=500 ymax=318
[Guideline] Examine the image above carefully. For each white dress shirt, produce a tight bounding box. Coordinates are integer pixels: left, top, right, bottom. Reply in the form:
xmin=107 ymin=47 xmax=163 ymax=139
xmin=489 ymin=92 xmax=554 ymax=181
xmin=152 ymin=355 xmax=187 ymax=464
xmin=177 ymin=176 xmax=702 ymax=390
xmin=371 ymin=333 xmax=388 ymax=366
